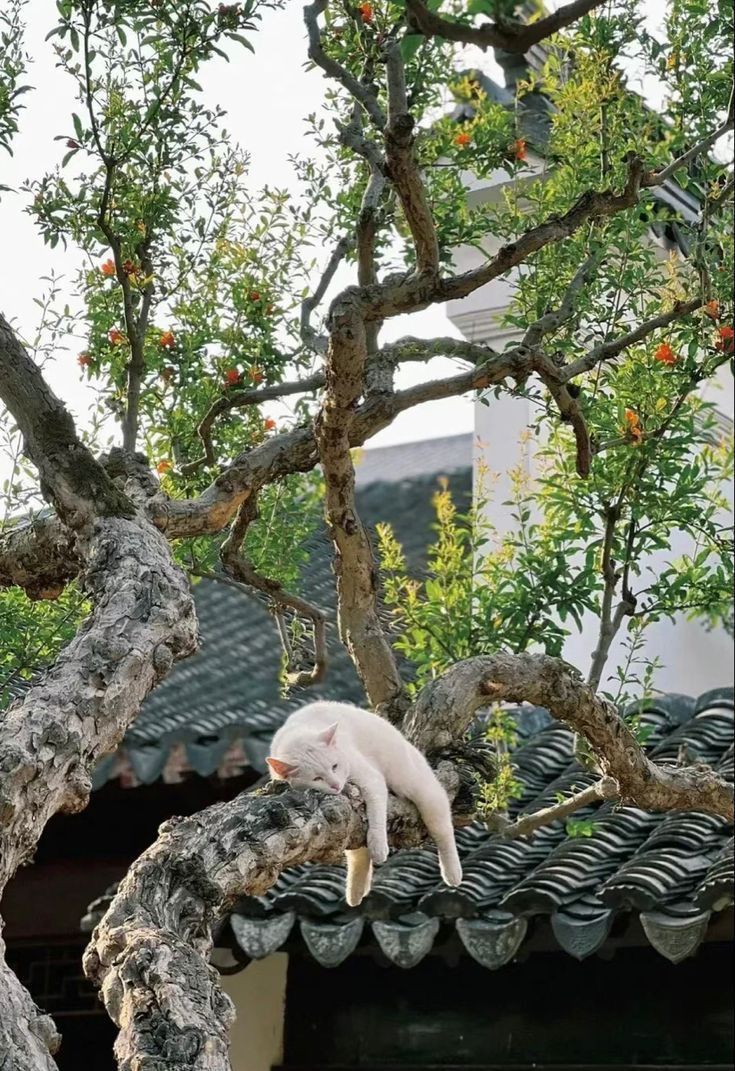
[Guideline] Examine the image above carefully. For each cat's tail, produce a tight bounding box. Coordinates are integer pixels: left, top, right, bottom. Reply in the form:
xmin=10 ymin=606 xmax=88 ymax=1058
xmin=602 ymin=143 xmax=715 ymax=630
xmin=345 ymin=847 xmax=373 ymax=907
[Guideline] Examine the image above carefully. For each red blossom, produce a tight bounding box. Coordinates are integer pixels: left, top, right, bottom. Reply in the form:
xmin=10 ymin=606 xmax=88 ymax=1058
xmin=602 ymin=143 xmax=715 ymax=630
xmin=654 ymin=342 xmax=677 ymax=366
xmin=715 ymin=325 xmax=734 ymax=353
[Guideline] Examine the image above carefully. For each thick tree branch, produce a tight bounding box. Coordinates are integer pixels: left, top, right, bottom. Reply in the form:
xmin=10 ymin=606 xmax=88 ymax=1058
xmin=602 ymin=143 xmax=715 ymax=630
xmin=316 ymin=294 xmax=407 ymax=718
xmin=0 ymin=313 xmax=134 ymax=526
xmin=85 ymin=763 xmax=468 ymax=1071
xmin=383 ymin=42 xmax=439 ymax=275
xmin=406 ymin=652 xmax=733 ymax=818
xmin=405 ymin=0 xmax=607 ymax=53
xmin=0 ymin=316 xmax=199 ymax=1070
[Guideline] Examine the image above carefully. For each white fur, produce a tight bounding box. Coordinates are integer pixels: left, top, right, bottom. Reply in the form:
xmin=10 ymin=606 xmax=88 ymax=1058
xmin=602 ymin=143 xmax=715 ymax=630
xmin=267 ymin=701 xmax=462 ymax=906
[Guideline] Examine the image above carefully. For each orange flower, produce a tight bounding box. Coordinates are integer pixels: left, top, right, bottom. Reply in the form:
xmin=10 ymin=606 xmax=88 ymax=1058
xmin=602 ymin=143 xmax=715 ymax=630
xmin=715 ymin=325 xmax=734 ymax=353
xmin=108 ymin=328 xmax=126 ymax=345
xmin=159 ymin=331 xmax=175 ymax=349
xmin=654 ymin=342 xmax=677 ymax=366
xmin=249 ymin=291 xmax=261 ymax=302
xmin=156 ymin=460 xmax=172 ymax=475
xmin=703 ymin=299 xmax=721 ymax=321
xmin=263 ymin=417 xmax=277 ymax=432
xmin=249 ymin=366 xmax=264 ymax=384
xmin=122 ymin=259 xmax=137 ymax=277
xmin=101 ymin=259 xmax=116 ymax=277
xmin=77 ymin=353 xmax=92 ymax=368
xmin=357 ymin=2 xmax=373 ymax=23
xmin=224 ymin=368 xmax=242 ymax=387
xmin=513 ymin=138 xmax=527 ymax=161
xmin=623 ymin=408 xmax=643 ymax=444
xmin=454 ymin=131 xmax=471 ymax=148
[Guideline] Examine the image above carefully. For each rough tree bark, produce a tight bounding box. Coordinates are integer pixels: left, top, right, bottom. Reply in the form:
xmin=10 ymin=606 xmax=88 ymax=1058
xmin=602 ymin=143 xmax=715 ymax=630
xmin=0 ymin=315 xmax=199 ymax=1069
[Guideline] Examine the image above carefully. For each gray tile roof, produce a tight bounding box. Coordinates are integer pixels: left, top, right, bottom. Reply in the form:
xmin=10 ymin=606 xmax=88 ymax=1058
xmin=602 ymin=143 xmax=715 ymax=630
xmin=213 ymin=689 xmax=733 ymax=971
xmin=354 ymin=433 xmax=473 ymax=487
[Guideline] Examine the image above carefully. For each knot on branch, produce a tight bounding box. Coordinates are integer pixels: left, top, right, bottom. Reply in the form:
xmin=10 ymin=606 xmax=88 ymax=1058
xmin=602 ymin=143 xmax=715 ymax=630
xmin=31 ymin=1013 xmax=62 ymax=1056
xmin=61 ymin=764 xmax=93 ymax=814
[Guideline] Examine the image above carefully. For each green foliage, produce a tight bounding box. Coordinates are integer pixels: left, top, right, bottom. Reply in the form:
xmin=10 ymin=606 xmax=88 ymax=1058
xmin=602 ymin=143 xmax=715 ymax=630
xmin=0 ymin=582 xmax=89 ymax=700
xmin=566 ymin=817 xmax=598 ymax=838
xmin=0 ymin=0 xmax=30 ymax=170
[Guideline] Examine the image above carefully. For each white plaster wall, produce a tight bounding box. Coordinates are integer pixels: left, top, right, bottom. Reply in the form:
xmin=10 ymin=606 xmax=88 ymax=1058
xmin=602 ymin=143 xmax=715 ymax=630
xmin=222 ymin=954 xmax=288 ymax=1071
xmin=448 ymin=241 xmax=734 ymax=696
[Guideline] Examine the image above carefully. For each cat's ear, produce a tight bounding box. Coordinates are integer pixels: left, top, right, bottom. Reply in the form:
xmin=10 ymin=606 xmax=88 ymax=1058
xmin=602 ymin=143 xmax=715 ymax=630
xmin=267 ymin=757 xmax=298 ymax=779
xmin=318 ymin=722 xmax=339 ymax=747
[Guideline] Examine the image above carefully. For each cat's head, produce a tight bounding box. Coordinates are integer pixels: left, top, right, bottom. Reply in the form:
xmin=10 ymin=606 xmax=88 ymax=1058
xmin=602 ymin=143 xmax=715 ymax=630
xmin=266 ymin=723 xmax=349 ymax=794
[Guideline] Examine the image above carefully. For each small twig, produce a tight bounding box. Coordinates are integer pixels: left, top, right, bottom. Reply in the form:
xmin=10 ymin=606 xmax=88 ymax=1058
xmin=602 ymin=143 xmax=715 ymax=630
xmin=501 ymin=777 xmax=618 ymax=838
xmin=643 ymin=87 xmax=734 ymax=188
xmin=300 ymin=233 xmax=355 ymax=354
xmin=181 ymin=373 xmax=325 ymax=476
xmin=522 ymin=246 xmax=604 ymax=350
xmin=218 ymin=495 xmax=327 ymax=688
xmin=563 ymin=298 xmax=703 ymax=381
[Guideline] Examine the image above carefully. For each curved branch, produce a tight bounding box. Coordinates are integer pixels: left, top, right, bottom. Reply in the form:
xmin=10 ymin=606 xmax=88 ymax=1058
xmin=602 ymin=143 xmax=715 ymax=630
xmin=219 ymin=494 xmax=327 ymax=688
xmin=405 ymin=652 xmax=734 ymax=818
xmin=304 ymin=0 xmax=386 ymax=130
xmin=405 ymin=0 xmax=607 ymax=53
xmin=0 ymin=313 xmax=134 ymax=525
xmin=300 ymin=233 xmax=355 ymax=354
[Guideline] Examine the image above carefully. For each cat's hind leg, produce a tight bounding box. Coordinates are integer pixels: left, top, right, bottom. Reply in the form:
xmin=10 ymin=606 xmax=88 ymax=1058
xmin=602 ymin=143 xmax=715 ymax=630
xmin=409 ymin=778 xmax=462 ymax=887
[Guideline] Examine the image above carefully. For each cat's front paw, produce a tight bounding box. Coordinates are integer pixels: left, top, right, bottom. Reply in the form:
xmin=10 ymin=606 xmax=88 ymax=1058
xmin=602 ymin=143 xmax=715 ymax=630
xmin=439 ymin=853 xmax=462 ymax=888
xmin=367 ymin=831 xmax=389 ymax=865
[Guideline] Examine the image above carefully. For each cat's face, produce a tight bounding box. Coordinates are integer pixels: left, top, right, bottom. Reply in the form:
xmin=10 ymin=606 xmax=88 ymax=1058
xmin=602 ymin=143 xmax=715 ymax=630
xmin=267 ymin=723 xmax=349 ymax=794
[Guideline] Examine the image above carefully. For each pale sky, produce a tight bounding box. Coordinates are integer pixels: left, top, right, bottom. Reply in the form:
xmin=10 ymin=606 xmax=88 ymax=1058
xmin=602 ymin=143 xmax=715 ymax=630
xmin=0 ymin=3 xmax=480 ymax=461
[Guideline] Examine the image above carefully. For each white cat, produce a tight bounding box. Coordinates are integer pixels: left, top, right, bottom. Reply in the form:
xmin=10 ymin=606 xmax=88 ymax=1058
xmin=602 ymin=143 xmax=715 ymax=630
xmin=267 ymin=700 xmax=462 ymax=907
